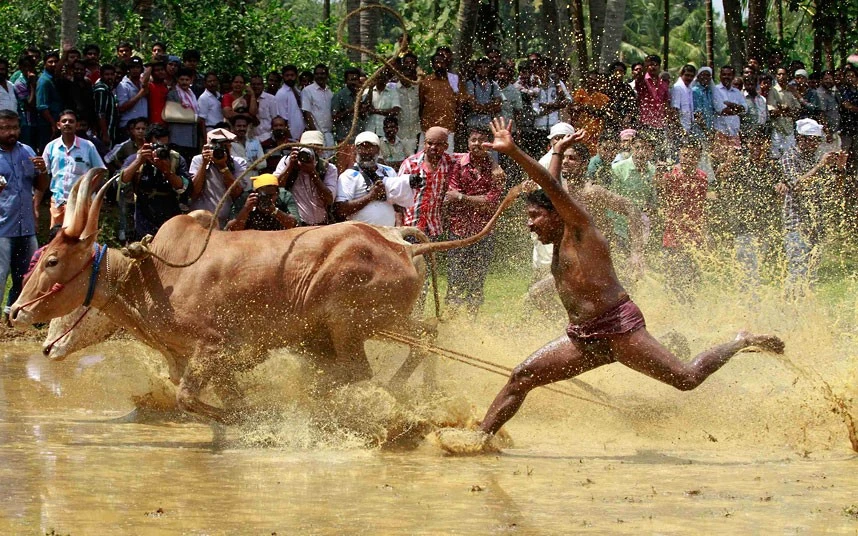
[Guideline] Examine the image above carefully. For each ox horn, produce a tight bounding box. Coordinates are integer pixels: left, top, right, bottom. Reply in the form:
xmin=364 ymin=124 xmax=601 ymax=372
xmin=63 ymin=169 xmax=101 ymax=238
xmin=80 ymin=169 xmax=113 ymax=240
xmin=61 ymin=175 xmax=82 ymax=233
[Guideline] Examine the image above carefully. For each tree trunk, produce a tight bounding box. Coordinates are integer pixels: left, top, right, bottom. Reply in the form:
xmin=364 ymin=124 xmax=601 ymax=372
xmin=98 ymin=0 xmax=110 ymax=31
xmin=477 ymin=0 xmax=501 ymax=54
xmin=513 ymin=0 xmax=521 ymax=59
xmin=323 ymin=0 xmax=331 ymax=22
xmin=360 ymin=0 xmax=380 ymax=63
xmin=542 ymin=0 xmax=564 ymax=59
xmin=133 ymin=0 xmax=154 ymax=44
xmin=775 ymin=0 xmax=784 ymax=43
xmin=589 ymin=0 xmax=607 ymax=67
xmin=570 ymin=0 xmax=589 ymax=75
xmin=722 ymin=0 xmax=746 ymax=70
xmin=346 ymin=0 xmax=361 ymax=62
xmin=454 ymin=0 xmax=481 ymax=64
xmin=61 ymin=0 xmax=79 ymax=50
xmin=746 ymin=0 xmax=768 ymax=63
xmin=705 ymin=0 xmax=714 ymax=68
xmin=598 ymin=0 xmax=627 ymax=68
xmin=662 ymin=0 xmax=670 ymax=72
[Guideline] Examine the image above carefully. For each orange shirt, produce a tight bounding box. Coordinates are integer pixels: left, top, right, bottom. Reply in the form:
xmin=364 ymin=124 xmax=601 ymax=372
xmin=571 ymin=89 xmax=609 ymax=153
xmin=419 ymin=74 xmax=462 ymax=132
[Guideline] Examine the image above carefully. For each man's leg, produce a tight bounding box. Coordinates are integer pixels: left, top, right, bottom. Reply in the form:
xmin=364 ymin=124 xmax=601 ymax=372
xmin=609 ymin=328 xmax=784 ymax=391
xmin=479 ymin=336 xmax=612 ymax=435
xmin=7 ymin=235 xmax=38 ymax=309
xmin=0 ymin=237 xmax=12 ymax=318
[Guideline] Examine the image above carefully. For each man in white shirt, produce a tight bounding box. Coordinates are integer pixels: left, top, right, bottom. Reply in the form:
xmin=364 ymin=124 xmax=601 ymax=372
xmin=197 ymin=72 xmax=224 ymax=132
xmin=334 ymin=131 xmax=413 ymax=226
xmin=670 ymin=64 xmax=696 ymax=134
xmin=712 ymin=65 xmax=747 ymax=163
xmin=275 ymin=64 xmax=305 ymax=142
xmin=250 ymin=74 xmax=277 ymax=142
xmin=301 ymin=64 xmax=334 ymax=152
xmin=0 ymin=59 xmax=17 ymax=112
xmin=395 ymin=52 xmax=421 ymax=156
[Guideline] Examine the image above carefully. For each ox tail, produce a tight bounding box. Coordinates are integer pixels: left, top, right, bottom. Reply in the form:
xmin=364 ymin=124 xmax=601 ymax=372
xmin=410 ymin=182 xmax=524 ymax=257
xmin=393 ymin=227 xmax=440 ymax=319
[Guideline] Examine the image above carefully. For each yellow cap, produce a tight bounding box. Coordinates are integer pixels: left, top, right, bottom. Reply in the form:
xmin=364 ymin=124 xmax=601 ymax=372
xmin=253 ymin=173 xmax=279 ymax=190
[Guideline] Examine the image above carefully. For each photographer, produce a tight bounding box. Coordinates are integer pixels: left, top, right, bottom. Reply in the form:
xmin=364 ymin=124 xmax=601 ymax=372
xmin=273 ymin=130 xmax=337 ymax=225
xmin=226 ymin=173 xmax=299 ymax=231
xmin=189 ymin=128 xmax=248 ymax=228
xmin=120 ymin=123 xmax=190 ymax=238
xmin=260 ymin=116 xmax=291 ymax=173
xmin=334 ymin=131 xmax=415 ymax=226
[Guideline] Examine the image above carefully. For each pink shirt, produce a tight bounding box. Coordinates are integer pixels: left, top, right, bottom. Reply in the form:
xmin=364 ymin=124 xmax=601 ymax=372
xmin=636 ymin=73 xmax=670 ymax=128
xmin=659 ymin=166 xmax=708 ymax=248
xmin=445 ymin=153 xmax=504 ymax=237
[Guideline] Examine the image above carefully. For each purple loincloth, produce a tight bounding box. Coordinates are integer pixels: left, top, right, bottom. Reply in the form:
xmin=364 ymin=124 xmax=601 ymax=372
xmin=566 ymin=296 xmax=646 ymax=340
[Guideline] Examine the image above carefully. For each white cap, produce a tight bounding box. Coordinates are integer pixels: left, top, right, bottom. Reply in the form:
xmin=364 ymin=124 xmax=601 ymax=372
xmin=548 ymin=122 xmax=575 ymax=139
xmin=299 ymin=130 xmax=325 ymax=146
xmin=794 ymin=69 xmax=809 ymax=78
xmin=354 ymin=131 xmax=380 ymax=146
xmin=795 ymin=118 xmax=824 ymax=137
xmin=206 ymin=128 xmax=236 ymax=143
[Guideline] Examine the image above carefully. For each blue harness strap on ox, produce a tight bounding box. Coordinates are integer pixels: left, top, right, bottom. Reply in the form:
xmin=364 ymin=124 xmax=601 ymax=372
xmin=83 ymin=243 xmax=108 ymax=307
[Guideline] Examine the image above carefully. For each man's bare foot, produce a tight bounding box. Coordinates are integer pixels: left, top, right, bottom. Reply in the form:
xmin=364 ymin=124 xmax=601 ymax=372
xmin=736 ymin=331 xmax=785 ymax=354
xmin=435 ymin=428 xmax=499 ymax=455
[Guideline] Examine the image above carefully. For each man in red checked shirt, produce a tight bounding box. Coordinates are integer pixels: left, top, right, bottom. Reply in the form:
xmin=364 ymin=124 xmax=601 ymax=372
xmin=397 ymin=126 xmax=459 ymax=238
xmin=444 ymin=127 xmax=504 ymax=315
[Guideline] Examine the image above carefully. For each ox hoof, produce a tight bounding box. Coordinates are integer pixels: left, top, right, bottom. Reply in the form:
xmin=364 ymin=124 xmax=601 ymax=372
xmin=434 ymin=428 xmax=499 ymax=456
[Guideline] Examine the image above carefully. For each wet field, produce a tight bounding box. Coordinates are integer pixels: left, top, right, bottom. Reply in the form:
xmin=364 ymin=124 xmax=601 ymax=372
xmin=2 ymin=273 xmax=857 ymax=534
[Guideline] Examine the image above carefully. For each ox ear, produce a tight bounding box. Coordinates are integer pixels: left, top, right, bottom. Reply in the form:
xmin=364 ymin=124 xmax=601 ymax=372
xmin=80 ymin=169 xmax=112 ymax=241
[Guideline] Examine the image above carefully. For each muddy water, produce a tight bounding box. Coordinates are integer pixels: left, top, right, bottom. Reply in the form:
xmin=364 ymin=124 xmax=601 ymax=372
xmin=2 ymin=277 xmax=858 ymax=534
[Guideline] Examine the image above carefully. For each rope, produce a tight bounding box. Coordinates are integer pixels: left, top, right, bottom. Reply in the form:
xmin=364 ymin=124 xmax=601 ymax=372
xmin=376 ymin=329 xmax=625 ymax=412
xmin=120 ymin=4 xmax=417 ymax=269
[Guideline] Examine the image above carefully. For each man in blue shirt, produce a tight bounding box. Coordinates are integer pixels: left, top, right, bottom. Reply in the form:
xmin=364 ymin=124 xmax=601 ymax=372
xmin=40 ymin=109 xmax=105 ymax=227
xmin=36 ymin=50 xmax=63 ymax=151
xmin=0 ymin=110 xmax=48 ymax=324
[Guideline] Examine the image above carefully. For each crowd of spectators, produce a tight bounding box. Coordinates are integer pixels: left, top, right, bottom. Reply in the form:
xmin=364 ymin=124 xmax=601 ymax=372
xmin=1 ymin=41 xmax=856 ymax=323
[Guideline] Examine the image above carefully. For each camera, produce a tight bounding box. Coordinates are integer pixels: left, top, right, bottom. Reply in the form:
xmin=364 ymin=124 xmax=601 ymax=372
xmin=210 ymin=140 xmax=227 ymax=161
xmin=256 ymin=191 xmax=273 ymax=212
xmin=408 ymin=173 xmax=425 ymax=189
xmin=297 ymin=147 xmax=316 ymax=164
xmin=151 ymin=143 xmax=171 ymax=160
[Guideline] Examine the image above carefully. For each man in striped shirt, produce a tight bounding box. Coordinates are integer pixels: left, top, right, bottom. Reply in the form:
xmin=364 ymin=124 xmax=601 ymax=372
xmin=397 ymin=126 xmax=459 ymax=238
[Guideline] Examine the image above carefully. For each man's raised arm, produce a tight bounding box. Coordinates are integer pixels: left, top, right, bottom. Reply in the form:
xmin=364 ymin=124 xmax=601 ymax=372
xmin=486 ymin=117 xmax=591 ymax=228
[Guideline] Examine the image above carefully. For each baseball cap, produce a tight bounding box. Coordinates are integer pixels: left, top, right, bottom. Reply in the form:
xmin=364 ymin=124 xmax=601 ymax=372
xmin=355 ymin=131 xmax=380 ymax=146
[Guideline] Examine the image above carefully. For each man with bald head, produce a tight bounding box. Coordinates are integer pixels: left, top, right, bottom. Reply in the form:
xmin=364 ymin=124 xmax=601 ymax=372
xmin=398 ymin=125 xmax=459 ymax=237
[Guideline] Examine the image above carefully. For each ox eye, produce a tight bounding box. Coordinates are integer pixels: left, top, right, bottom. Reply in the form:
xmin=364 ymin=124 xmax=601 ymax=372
xmin=46 ymin=257 xmax=59 ymax=267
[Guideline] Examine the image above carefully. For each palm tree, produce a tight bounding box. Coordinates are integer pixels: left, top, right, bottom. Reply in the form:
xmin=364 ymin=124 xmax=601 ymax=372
xmin=454 ymin=0 xmax=480 ymax=63
xmin=61 ymin=0 xmax=79 ymax=49
xmin=599 ymin=0 xmax=628 ymax=68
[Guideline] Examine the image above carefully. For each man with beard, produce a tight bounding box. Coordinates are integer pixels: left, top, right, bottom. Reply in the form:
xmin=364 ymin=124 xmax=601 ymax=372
xmin=419 ymin=53 xmax=462 ymax=152
xmin=36 ymin=50 xmax=63 ymax=150
xmin=250 ymin=74 xmax=278 ymax=143
xmin=260 ymin=116 xmax=291 ymax=173
xmin=0 ymin=109 xmax=48 ymax=325
xmin=331 ymin=67 xmax=367 ymax=174
xmin=333 ymin=131 xmax=414 ymax=226
xmin=92 ymin=63 xmax=118 ymax=147
xmin=275 ymin=64 xmax=305 ymax=142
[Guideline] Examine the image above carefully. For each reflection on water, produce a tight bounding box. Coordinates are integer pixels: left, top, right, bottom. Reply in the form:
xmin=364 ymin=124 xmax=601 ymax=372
xmin=1 ymin=273 xmax=857 ymax=533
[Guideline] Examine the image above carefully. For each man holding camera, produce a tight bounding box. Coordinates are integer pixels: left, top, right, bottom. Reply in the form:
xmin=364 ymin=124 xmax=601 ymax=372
xmin=398 ymin=126 xmax=458 ymax=238
xmin=333 ymin=131 xmax=414 ymax=226
xmin=273 ymin=130 xmax=338 ymax=225
xmin=189 ymin=128 xmax=248 ymax=228
xmin=120 ymin=123 xmax=191 ymax=239
xmin=226 ymin=173 xmax=299 ymax=231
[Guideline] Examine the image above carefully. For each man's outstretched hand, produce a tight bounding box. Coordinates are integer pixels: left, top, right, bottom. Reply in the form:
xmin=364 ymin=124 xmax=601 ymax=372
xmin=485 ymin=117 xmax=516 ymax=154
xmin=553 ymin=130 xmax=588 ymax=153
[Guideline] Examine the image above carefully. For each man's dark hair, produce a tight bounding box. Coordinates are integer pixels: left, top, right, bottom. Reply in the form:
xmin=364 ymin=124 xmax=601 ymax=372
xmin=402 ymin=52 xmax=418 ymax=63
xmin=0 ymin=58 xmax=8 ymax=69
xmin=214 ymin=121 xmax=231 ymax=130
xmin=314 ymin=63 xmax=329 ymax=74
xmin=0 ymin=109 xmax=20 ymax=122
xmin=66 ymin=48 xmax=81 ymax=57
xmin=204 ymin=70 xmax=218 ymax=80
xmin=720 ymin=65 xmax=735 ymax=74
xmin=383 ymin=116 xmax=399 ymax=126
xmin=26 ymin=45 xmax=41 ymax=56
xmin=436 ymin=46 xmax=453 ymax=55
xmin=759 ymin=72 xmax=773 ymax=83
xmin=117 ymin=42 xmax=133 ymax=51
xmin=58 ymin=109 xmax=78 ymax=121
xmin=430 ymin=52 xmax=444 ymax=64
xmin=126 ymin=116 xmax=148 ymax=131
xmin=83 ymin=44 xmax=100 ymax=55
xmin=343 ymin=67 xmax=361 ymax=79
xmin=145 ymin=123 xmax=170 ymax=141
xmin=645 ymin=54 xmax=661 ymax=65
xmin=100 ymin=63 xmax=116 ymax=73
xmin=630 ymin=62 xmax=643 ymax=70
xmin=608 ymin=61 xmax=627 ymax=72
xmin=229 ymin=114 xmax=251 ymax=126
xmin=564 ymin=143 xmax=591 ymax=162
xmin=182 ymin=49 xmax=201 ymax=62
xmin=281 ymin=64 xmax=298 ymax=75
xmin=44 ymin=50 xmax=60 ymax=62
xmin=176 ymin=67 xmax=194 ymax=79
xmin=17 ymin=55 xmax=35 ymax=69
xmin=270 ymin=115 xmax=287 ymax=127
xmin=809 ymin=71 xmax=821 ymax=81
xmin=152 ymin=41 xmax=167 ymax=51
xmin=525 ymin=189 xmax=554 ymax=211
xmin=468 ymin=126 xmax=492 ymax=138
xmin=475 ymin=56 xmax=491 ymax=66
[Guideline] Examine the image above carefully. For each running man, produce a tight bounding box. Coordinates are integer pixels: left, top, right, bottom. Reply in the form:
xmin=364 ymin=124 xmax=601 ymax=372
xmin=440 ymin=118 xmax=784 ymax=452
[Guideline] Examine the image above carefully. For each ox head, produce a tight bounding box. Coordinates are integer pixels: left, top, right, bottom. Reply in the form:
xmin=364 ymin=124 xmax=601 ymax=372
xmin=10 ymin=168 xmax=111 ymax=328
xmin=43 ymin=306 xmax=119 ymax=361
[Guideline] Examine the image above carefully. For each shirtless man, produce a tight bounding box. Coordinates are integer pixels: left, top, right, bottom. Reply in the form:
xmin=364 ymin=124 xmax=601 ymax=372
xmin=527 ymin=137 xmax=645 ymax=310
xmin=441 ymin=118 xmax=784 ymax=452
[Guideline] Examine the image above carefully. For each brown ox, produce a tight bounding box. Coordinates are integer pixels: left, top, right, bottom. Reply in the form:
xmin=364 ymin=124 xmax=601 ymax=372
xmin=12 ymin=169 xmax=521 ymax=422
